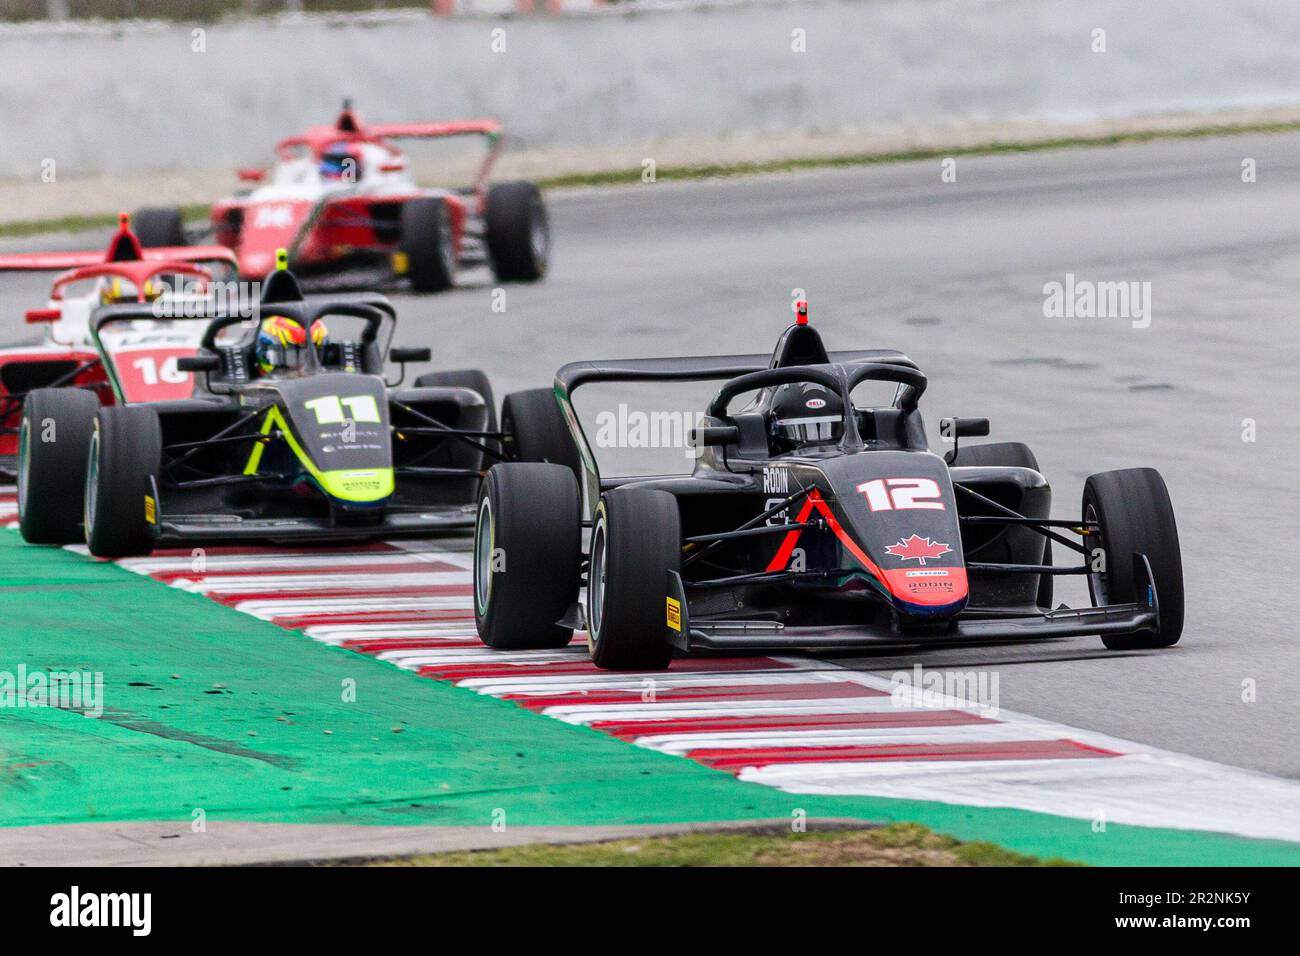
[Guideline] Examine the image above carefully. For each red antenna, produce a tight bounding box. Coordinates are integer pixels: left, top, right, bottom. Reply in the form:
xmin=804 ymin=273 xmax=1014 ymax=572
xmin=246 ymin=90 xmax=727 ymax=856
xmin=795 ymin=299 xmax=809 ymax=325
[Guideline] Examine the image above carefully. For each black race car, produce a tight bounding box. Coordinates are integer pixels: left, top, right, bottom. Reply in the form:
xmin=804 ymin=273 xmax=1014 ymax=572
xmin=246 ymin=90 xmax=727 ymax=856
xmin=16 ymin=265 xmax=531 ymax=557
xmin=471 ymin=303 xmax=1183 ymax=670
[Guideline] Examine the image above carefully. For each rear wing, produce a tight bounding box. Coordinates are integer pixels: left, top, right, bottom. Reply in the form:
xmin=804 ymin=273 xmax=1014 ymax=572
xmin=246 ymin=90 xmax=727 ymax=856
xmin=0 ymin=246 xmax=238 ymax=273
xmin=369 ymin=120 xmax=502 ymax=141
xmin=369 ymin=120 xmax=504 ymax=193
xmin=553 ymin=349 xmax=919 ymax=514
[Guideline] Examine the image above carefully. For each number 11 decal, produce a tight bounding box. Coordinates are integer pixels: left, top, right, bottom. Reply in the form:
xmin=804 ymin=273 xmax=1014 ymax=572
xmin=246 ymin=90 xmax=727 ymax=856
xmin=856 ymin=477 xmax=945 ymax=511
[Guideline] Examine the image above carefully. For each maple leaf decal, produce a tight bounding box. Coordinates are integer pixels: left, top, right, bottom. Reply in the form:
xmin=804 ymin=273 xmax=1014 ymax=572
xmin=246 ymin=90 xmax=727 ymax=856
xmin=884 ymin=534 xmax=952 ymax=565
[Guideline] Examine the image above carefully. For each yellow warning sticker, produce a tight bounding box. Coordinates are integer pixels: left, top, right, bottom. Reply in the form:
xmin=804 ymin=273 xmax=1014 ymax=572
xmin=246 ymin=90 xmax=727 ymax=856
xmin=666 ymin=596 xmax=681 ymax=632
xmin=392 ymin=251 xmax=410 ymax=275
xmin=144 ymin=496 xmax=156 ymax=525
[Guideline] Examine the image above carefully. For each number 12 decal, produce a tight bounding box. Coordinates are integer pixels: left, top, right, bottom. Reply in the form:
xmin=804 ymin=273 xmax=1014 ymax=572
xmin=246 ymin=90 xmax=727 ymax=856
xmin=856 ymin=477 xmax=945 ymax=511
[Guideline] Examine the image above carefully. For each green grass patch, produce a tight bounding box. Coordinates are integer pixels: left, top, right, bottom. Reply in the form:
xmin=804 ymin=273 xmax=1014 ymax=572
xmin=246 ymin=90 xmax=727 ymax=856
xmin=368 ymin=822 xmax=1080 ymax=867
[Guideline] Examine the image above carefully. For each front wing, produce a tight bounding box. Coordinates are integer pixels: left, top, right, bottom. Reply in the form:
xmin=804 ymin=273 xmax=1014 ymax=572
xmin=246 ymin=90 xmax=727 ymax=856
xmin=150 ymin=505 xmax=475 ymax=546
xmin=666 ymin=556 xmax=1161 ymax=653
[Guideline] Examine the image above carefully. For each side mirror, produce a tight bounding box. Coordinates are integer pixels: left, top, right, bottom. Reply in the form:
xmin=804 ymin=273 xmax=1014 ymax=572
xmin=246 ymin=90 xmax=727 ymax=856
xmin=237 ymin=167 xmax=267 ymax=183
xmin=940 ymin=417 xmax=991 ymax=464
xmin=177 ymin=355 xmax=220 ymax=373
xmin=688 ymin=425 xmax=740 ymax=448
xmin=940 ymin=417 xmax=990 ymax=439
xmin=390 ymin=347 xmax=431 ymax=364
xmin=25 ymin=308 xmax=60 ymax=324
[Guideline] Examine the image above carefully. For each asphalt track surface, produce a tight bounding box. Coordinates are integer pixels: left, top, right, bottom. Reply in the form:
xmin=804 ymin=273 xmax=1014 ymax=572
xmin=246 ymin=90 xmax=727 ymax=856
xmin=2 ymin=131 xmax=1298 ymax=782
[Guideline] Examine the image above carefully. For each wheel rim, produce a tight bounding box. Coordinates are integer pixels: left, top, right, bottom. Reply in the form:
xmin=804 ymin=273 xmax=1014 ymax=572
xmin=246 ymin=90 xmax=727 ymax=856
xmin=83 ymin=427 xmax=100 ymax=542
xmin=474 ymin=496 xmax=494 ymax=614
xmin=587 ymin=511 xmax=608 ymax=645
xmin=16 ymin=415 xmax=30 ymax=515
xmin=1083 ymin=502 xmax=1109 ymax=605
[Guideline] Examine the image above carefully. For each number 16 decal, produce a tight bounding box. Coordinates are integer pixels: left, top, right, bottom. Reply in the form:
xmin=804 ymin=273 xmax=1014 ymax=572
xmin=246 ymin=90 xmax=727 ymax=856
xmin=857 ymin=477 xmax=945 ymax=511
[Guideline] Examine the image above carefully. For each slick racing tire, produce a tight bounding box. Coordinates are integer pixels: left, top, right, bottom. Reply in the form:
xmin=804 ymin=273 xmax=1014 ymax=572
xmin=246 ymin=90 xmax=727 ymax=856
xmin=133 ymin=207 xmax=187 ymax=248
xmin=501 ymin=388 xmax=581 ymax=485
xmin=485 ymin=181 xmax=549 ymax=283
xmin=474 ymin=463 xmax=581 ymax=650
xmin=1082 ymin=468 xmax=1184 ymax=650
xmin=17 ymin=388 xmax=100 ymax=545
xmin=84 ymin=406 xmax=162 ymax=559
xmin=588 ymin=487 xmax=680 ymax=671
xmin=947 ymin=440 xmax=1051 ymax=607
xmin=400 ymin=198 xmax=456 ymax=293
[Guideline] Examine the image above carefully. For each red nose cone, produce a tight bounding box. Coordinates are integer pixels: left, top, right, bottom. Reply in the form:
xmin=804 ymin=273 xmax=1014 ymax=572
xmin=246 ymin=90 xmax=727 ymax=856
xmin=795 ymin=300 xmax=809 ymax=325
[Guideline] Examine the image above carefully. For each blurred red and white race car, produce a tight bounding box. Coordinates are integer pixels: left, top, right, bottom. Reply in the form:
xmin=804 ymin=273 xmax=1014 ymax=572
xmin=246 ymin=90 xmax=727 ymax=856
xmin=0 ymin=216 xmax=237 ymax=477
xmin=133 ymin=102 xmax=549 ymax=293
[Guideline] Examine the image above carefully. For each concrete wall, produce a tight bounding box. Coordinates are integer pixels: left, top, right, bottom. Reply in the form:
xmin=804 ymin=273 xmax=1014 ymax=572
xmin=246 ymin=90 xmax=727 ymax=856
xmin=1 ymin=0 xmax=1298 ymax=178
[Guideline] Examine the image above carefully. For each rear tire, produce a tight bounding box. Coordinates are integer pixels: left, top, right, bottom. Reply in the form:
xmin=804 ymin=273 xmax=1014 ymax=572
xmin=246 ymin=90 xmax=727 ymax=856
xmin=501 ymin=388 xmax=581 ymax=484
xmin=17 ymin=388 xmax=100 ymax=545
xmin=474 ymin=463 xmax=581 ymax=649
xmin=132 ymin=207 xmax=186 ymax=248
xmin=485 ymin=181 xmax=549 ymax=282
xmin=400 ymin=198 xmax=455 ymax=293
xmin=588 ymin=487 xmax=680 ymax=671
xmin=84 ymin=406 xmax=162 ymax=558
xmin=1082 ymin=468 xmax=1183 ymax=649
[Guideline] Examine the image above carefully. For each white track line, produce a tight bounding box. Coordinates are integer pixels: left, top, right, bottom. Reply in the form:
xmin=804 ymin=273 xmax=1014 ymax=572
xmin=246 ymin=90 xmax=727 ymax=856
xmin=175 ymin=571 xmax=470 ymax=594
xmin=97 ymin=537 xmax=1300 ymax=845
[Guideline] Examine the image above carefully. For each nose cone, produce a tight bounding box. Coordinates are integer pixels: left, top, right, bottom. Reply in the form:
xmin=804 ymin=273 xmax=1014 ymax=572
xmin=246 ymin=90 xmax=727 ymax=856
xmin=816 ymin=452 xmax=969 ymax=617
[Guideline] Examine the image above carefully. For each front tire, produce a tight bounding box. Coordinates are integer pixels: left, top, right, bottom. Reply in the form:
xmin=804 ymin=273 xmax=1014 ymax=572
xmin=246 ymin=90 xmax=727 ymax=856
xmin=485 ymin=181 xmax=549 ymax=282
xmin=474 ymin=463 xmax=581 ymax=650
xmin=17 ymin=388 xmax=100 ymax=544
xmin=1082 ymin=468 xmax=1183 ymax=649
xmin=588 ymin=487 xmax=680 ymax=671
xmin=84 ymin=407 xmax=162 ymax=558
xmin=400 ymin=198 xmax=456 ymax=293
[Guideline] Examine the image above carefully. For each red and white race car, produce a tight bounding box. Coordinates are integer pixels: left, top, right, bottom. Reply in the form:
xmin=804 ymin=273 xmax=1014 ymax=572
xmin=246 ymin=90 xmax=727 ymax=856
xmin=133 ymin=102 xmax=549 ymax=293
xmin=0 ymin=216 xmax=237 ymax=477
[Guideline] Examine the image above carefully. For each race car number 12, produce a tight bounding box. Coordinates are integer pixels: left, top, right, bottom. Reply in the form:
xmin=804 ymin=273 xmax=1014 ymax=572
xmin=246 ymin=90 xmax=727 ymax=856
xmin=856 ymin=477 xmax=945 ymax=511
xmin=304 ymin=394 xmax=382 ymax=425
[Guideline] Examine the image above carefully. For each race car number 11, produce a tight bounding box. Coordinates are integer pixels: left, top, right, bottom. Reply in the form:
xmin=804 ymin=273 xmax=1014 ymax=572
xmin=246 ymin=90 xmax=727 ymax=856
xmin=304 ymin=394 xmax=382 ymax=425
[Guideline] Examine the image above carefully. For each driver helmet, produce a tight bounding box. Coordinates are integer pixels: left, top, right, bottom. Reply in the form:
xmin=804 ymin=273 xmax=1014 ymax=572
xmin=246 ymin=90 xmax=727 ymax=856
xmin=256 ymin=316 xmax=329 ymax=375
xmin=320 ymin=142 xmax=364 ymax=183
xmin=769 ymin=382 xmax=844 ymax=451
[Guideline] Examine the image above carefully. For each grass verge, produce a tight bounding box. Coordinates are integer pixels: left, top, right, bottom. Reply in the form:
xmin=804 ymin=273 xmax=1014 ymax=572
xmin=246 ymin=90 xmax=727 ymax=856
xmin=3 ymin=120 xmax=1299 ymax=241
xmin=366 ymin=823 xmax=1081 ymax=867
